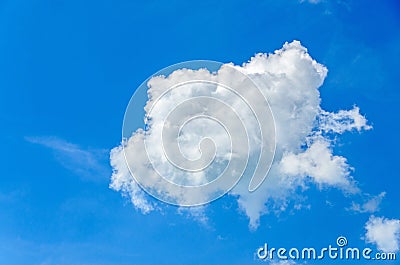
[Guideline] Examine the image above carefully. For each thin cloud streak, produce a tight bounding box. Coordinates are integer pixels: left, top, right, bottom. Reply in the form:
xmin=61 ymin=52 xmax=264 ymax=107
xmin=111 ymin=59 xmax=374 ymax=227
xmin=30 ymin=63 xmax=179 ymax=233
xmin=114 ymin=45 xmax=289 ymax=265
xmin=26 ymin=136 xmax=110 ymax=183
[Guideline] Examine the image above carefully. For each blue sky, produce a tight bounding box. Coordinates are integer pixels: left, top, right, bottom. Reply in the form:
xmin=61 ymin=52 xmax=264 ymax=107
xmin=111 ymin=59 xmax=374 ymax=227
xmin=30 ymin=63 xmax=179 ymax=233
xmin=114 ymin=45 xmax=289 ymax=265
xmin=1 ymin=0 xmax=400 ymax=264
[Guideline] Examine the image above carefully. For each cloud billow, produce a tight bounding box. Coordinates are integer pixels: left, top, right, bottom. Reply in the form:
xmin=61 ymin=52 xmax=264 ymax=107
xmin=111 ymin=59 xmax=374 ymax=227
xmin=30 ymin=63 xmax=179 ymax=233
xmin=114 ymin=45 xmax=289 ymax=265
xmin=365 ymin=216 xmax=400 ymax=252
xmin=110 ymin=40 xmax=371 ymax=229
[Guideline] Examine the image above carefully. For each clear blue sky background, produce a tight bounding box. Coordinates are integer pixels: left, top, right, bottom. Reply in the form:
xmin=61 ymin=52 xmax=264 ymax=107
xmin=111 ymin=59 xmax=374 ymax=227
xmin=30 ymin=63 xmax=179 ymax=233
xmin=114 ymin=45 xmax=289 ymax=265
xmin=0 ymin=0 xmax=399 ymax=264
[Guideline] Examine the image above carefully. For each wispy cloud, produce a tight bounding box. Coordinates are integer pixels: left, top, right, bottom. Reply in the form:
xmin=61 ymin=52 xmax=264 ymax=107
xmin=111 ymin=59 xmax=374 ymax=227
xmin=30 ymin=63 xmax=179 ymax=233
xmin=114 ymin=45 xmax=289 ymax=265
xmin=348 ymin=192 xmax=386 ymax=213
xmin=26 ymin=136 xmax=110 ymax=182
xmin=110 ymin=41 xmax=371 ymax=229
xmin=299 ymin=0 xmax=322 ymax=4
xmin=177 ymin=206 xmax=210 ymax=228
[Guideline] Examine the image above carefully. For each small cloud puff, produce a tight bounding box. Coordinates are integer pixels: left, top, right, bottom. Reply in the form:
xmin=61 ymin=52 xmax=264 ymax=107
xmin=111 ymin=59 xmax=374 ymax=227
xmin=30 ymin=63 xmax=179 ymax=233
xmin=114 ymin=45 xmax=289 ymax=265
xmin=365 ymin=216 xmax=400 ymax=252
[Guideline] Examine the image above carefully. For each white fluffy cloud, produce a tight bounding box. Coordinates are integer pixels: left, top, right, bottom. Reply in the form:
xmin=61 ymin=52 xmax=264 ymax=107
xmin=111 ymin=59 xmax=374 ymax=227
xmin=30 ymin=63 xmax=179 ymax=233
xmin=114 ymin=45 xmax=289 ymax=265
xmin=365 ymin=216 xmax=400 ymax=252
xmin=110 ymin=40 xmax=371 ymax=228
xmin=280 ymin=139 xmax=357 ymax=191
